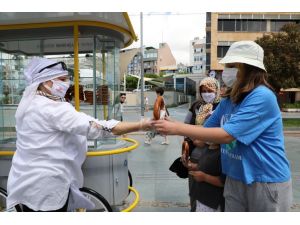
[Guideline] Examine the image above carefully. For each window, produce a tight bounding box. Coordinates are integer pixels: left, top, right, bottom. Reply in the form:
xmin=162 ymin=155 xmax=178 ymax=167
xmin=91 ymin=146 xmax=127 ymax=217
xmin=271 ymin=20 xmax=298 ymax=32
xmin=217 ymin=46 xmax=230 ymax=58
xmin=218 ymin=19 xmax=267 ymax=32
xmin=206 ymin=31 xmax=211 ymax=44
xmin=206 ymin=12 xmax=211 ymax=27
xmin=206 ymin=53 xmax=211 ymax=65
xmin=223 ymin=20 xmax=235 ymax=31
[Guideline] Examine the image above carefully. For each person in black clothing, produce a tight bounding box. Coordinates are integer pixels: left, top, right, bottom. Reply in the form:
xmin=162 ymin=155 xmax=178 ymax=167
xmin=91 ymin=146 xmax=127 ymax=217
xmin=182 ymin=77 xmax=225 ymax=212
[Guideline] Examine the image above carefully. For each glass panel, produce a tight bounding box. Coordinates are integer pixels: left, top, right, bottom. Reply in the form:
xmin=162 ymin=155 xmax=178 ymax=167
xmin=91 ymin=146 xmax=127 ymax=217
xmin=0 ymin=35 xmax=122 ymax=148
xmin=218 ymin=20 xmax=223 ymax=31
xmin=241 ymin=14 xmax=253 ymax=19
xmin=0 ymin=48 xmax=28 ymax=145
xmin=253 ymin=14 xmax=264 ymax=19
xmin=271 ymin=20 xmax=296 ymax=32
xmin=236 ymin=20 xmax=242 ymax=31
xmin=279 ymin=14 xmax=291 ymax=20
xmin=242 ymin=20 xmax=248 ymax=31
xmin=223 ymin=20 xmax=235 ymax=31
xmin=206 ymin=31 xmax=211 ymax=43
xmin=248 ymin=20 xmax=259 ymax=32
xmin=261 ymin=21 xmax=267 ymax=31
xmin=264 ymin=14 xmax=279 ymax=19
xmin=217 ymin=46 xmax=230 ymax=58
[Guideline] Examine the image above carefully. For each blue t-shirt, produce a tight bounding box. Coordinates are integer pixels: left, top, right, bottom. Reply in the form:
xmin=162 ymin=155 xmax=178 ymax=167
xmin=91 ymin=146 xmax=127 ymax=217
xmin=204 ymin=86 xmax=291 ymax=184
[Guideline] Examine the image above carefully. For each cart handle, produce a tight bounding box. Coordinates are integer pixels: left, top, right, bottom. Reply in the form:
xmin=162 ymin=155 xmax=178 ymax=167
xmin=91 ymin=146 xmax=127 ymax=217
xmin=121 ymin=186 xmax=140 ymax=212
xmin=0 ymin=137 xmax=139 ymax=157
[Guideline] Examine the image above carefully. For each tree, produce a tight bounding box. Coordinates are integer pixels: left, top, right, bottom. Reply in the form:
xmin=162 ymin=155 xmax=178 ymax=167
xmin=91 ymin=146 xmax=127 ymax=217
xmin=255 ymin=23 xmax=300 ymax=92
xmin=126 ymin=76 xmax=138 ymax=90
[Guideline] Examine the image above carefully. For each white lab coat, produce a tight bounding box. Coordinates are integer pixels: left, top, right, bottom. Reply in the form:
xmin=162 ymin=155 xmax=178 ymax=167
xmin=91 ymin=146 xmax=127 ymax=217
xmin=7 ymin=95 xmax=119 ymax=211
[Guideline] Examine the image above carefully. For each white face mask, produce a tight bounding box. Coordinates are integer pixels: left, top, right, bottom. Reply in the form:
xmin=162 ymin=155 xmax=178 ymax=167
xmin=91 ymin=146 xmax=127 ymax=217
xmin=201 ymin=92 xmax=216 ymax=103
xmin=222 ymin=68 xmax=238 ymax=88
xmin=44 ymin=79 xmax=70 ymax=97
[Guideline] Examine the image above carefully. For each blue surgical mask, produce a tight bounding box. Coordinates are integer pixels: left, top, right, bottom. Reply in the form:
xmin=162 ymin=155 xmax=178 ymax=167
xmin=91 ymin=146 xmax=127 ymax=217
xmin=222 ymin=68 xmax=238 ymax=88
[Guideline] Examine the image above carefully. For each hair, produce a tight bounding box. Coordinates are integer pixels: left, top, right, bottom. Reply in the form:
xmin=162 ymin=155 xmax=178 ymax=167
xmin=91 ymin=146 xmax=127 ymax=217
xmin=226 ymin=63 xmax=274 ymax=104
xmin=155 ymin=87 xmax=164 ymax=96
xmin=120 ymin=93 xmax=126 ymax=97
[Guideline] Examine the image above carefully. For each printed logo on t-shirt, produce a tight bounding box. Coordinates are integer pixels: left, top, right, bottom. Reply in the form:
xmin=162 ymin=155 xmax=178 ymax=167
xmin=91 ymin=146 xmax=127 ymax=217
xmin=226 ymin=140 xmax=237 ymax=151
xmin=220 ymin=113 xmax=242 ymax=160
xmin=221 ymin=144 xmax=242 ymax=161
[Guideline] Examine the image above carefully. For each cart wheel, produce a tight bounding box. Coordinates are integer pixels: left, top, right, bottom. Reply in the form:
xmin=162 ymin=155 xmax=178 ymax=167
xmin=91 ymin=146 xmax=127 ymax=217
xmin=128 ymin=170 xmax=133 ymax=195
xmin=79 ymin=187 xmax=112 ymax=212
xmin=0 ymin=187 xmax=21 ymax=212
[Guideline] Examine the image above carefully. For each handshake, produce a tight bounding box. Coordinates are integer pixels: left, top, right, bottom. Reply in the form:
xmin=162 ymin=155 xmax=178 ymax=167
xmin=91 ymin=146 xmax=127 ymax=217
xmin=138 ymin=117 xmax=174 ymax=133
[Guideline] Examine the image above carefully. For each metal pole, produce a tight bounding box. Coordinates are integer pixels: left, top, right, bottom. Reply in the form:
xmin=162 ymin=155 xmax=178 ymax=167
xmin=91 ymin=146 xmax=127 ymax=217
xmin=140 ymin=12 xmax=144 ymax=117
xmin=124 ymin=73 xmax=126 ymax=92
xmin=93 ymin=36 xmax=97 ymax=119
xmin=93 ymin=36 xmax=97 ymax=149
xmin=73 ymin=24 xmax=80 ymax=111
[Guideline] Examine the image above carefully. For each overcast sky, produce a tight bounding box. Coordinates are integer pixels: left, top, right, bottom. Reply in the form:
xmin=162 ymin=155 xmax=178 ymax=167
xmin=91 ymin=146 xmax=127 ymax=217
xmin=125 ymin=12 xmax=207 ymax=65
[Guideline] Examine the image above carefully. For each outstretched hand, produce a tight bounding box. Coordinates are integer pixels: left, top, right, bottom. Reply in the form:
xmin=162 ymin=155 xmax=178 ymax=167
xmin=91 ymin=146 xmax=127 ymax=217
xmin=140 ymin=118 xmax=153 ymax=131
xmin=151 ymin=119 xmax=180 ymax=135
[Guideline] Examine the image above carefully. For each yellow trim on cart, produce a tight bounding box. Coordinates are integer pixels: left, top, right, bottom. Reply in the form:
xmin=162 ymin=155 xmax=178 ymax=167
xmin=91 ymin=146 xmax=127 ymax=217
xmin=0 ymin=20 xmax=136 ymax=47
xmin=122 ymin=12 xmax=138 ymax=41
xmin=86 ymin=138 xmax=139 ymax=157
xmin=121 ymin=186 xmax=140 ymax=212
xmin=0 ymin=138 xmax=139 ymax=157
xmin=73 ymin=24 xmax=80 ymax=111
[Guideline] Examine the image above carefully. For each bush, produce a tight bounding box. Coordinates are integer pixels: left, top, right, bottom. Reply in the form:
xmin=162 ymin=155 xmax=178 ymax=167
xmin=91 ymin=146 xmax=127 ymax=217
xmin=282 ymin=102 xmax=300 ymax=108
xmin=144 ymin=74 xmax=159 ymax=78
xmin=126 ymin=76 xmax=138 ymax=89
xmin=282 ymin=118 xmax=300 ymax=127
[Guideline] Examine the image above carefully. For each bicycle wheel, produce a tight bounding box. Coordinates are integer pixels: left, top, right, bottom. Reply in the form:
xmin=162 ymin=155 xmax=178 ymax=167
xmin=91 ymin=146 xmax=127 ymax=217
xmin=79 ymin=187 xmax=112 ymax=212
xmin=128 ymin=170 xmax=133 ymax=195
xmin=0 ymin=188 xmax=21 ymax=212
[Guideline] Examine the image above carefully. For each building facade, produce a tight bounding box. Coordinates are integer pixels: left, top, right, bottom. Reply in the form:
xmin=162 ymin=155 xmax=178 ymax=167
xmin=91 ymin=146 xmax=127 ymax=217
xmin=206 ymin=12 xmax=300 ymax=79
xmin=157 ymin=43 xmax=176 ymax=75
xmin=143 ymin=47 xmax=158 ymax=74
xmin=121 ymin=42 xmax=176 ymax=76
xmin=189 ymin=37 xmax=206 ymax=75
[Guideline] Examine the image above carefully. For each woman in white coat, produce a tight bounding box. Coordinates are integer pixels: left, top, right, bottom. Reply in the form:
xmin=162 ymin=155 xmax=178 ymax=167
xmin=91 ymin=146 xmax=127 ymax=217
xmin=7 ymin=58 xmax=151 ymax=212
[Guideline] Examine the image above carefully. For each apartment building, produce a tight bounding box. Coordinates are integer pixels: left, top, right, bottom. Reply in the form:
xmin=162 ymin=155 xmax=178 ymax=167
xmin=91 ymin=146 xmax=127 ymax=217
xmin=205 ymin=12 xmax=300 ymax=79
xmin=189 ymin=37 xmax=206 ymax=75
xmin=121 ymin=42 xmax=176 ymax=76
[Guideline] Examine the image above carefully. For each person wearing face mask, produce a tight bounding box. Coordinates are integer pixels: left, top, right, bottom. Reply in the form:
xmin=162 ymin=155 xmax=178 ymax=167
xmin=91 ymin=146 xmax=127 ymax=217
xmin=180 ymin=77 xmax=225 ymax=212
xmin=153 ymin=41 xmax=292 ymax=212
xmin=7 ymin=58 xmax=152 ymax=212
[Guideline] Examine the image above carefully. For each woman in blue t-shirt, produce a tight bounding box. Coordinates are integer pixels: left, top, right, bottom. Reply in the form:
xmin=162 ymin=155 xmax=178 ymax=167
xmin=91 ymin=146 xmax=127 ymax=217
xmin=152 ymin=41 xmax=292 ymax=212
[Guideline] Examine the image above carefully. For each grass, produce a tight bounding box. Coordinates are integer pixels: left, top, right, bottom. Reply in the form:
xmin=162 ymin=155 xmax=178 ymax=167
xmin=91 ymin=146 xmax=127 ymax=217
xmin=282 ymin=118 xmax=300 ymax=127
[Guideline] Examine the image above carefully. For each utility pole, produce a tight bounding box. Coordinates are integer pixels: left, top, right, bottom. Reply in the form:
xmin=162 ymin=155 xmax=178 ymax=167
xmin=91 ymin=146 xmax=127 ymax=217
xmin=140 ymin=12 xmax=145 ymax=117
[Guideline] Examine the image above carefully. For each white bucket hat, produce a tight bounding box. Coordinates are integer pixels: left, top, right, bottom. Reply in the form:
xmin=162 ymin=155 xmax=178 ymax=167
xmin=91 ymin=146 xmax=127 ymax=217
xmin=219 ymin=41 xmax=267 ymax=72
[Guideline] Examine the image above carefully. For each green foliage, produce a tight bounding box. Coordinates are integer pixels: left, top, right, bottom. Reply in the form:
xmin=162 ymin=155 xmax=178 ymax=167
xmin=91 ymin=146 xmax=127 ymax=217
xmin=144 ymin=74 xmax=159 ymax=78
xmin=126 ymin=76 xmax=138 ymax=89
xmin=256 ymin=23 xmax=300 ymax=92
xmin=282 ymin=102 xmax=300 ymax=109
xmin=159 ymin=71 xmax=166 ymax=76
xmin=282 ymin=118 xmax=300 ymax=127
